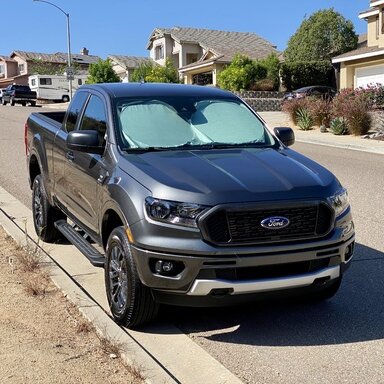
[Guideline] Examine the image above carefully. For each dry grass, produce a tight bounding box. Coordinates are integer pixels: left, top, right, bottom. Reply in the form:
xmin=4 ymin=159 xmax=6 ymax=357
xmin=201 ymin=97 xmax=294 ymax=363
xmin=96 ymin=330 xmax=124 ymax=358
xmin=24 ymin=273 xmax=50 ymax=297
xmin=122 ymin=361 xmax=147 ymax=383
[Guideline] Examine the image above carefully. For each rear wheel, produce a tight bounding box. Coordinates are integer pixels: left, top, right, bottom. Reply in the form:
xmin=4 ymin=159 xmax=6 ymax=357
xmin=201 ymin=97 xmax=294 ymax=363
xmin=21 ymin=102 xmax=26 ymax=106
xmin=32 ymin=175 xmax=65 ymax=242
xmin=105 ymin=227 xmax=159 ymax=328
xmin=10 ymin=97 xmax=15 ymax=106
xmin=2 ymin=99 xmax=7 ymax=105
xmin=62 ymin=95 xmax=70 ymax=103
xmin=30 ymin=101 xmax=36 ymax=107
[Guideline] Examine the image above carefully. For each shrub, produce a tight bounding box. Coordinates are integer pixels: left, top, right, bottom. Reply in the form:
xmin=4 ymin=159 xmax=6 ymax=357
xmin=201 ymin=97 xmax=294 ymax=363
xmin=217 ymin=54 xmax=267 ymax=91
xmin=282 ymin=98 xmax=309 ymax=125
xmin=306 ymin=97 xmax=332 ymax=126
xmin=258 ymin=53 xmax=280 ymax=90
xmin=250 ymin=78 xmax=276 ymax=91
xmin=296 ymin=107 xmax=313 ymax=130
xmin=332 ymin=89 xmax=372 ymax=135
xmin=329 ymin=117 xmax=348 ymax=135
xmin=280 ymin=61 xmax=335 ymax=91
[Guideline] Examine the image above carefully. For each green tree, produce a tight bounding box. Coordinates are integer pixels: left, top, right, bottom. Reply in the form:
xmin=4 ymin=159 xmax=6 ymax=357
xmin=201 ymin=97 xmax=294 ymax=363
xmin=217 ymin=54 xmax=267 ymax=91
xmin=130 ymin=61 xmax=155 ymax=82
xmin=258 ymin=53 xmax=280 ymax=89
xmin=86 ymin=59 xmax=120 ymax=84
xmin=284 ymin=8 xmax=358 ymax=62
xmin=131 ymin=59 xmax=179 ymax=83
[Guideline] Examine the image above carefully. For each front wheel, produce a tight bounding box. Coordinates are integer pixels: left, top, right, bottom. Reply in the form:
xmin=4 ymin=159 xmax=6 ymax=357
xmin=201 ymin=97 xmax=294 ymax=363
xmin=32 ymin=175 xmax=65 ymax=242
xmin=10 ymin=97 xmax=15 ymax=106
xmin=105 ymin=227 xmax=159 ymax=328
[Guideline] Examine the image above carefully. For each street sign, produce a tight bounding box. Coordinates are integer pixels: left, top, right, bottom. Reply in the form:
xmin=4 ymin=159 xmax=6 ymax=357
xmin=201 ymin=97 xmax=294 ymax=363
xmin=66 ymin=67 xmax=74 ymax=80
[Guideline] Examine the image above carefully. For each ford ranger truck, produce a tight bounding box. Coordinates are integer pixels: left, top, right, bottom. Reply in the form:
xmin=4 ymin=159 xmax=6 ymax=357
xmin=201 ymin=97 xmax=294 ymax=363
xmin=25 ymin=83 xmax=355 ymax=328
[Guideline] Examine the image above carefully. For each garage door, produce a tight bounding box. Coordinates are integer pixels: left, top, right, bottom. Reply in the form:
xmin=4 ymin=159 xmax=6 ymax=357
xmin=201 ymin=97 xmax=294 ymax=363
xmin=355 ymin=65 xmax=384 ymax=88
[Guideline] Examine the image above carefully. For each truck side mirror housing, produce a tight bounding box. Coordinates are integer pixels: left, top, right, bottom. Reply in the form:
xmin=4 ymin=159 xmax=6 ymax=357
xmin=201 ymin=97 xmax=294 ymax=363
xmin=67 ymin=130 xmax=105 ymax=155
xmin=274 ymin=127 xmax=295 ymax=147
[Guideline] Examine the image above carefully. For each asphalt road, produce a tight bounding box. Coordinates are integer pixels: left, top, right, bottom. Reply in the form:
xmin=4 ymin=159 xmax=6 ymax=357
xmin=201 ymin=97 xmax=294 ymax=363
xmin=1 ymin=105 xmax=384 ymax=383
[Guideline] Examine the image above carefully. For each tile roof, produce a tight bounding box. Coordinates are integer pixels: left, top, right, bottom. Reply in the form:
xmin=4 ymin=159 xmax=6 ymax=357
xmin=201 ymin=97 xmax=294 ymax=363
xmin=332 ymin=44 xmax=384 ymax=61
xmin=0 ymin=56 xmax=17 ymax=62
xmin=11 ymin=51 xmax=100 ymax=65
xmin=148 ymin=27 xmax=278 ymax=62
xmin=108 ymin=55 xmax=153 ymax=69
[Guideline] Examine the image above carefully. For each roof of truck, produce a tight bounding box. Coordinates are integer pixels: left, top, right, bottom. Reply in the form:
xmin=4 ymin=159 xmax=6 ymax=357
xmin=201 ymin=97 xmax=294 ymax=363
xmin=81 ymin=82 xmax=236 ymax=99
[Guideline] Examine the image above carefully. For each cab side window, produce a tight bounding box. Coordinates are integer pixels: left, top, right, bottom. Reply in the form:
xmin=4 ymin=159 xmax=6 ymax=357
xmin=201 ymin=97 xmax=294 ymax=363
xmin=64 ymin=91 xmax=89 ymax=132
xmin=78 ymin=95 xmax=107 ymax=147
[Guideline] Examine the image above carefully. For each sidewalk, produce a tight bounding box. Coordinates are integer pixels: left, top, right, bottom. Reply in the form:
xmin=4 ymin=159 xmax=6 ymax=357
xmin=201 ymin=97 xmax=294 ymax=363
xmin=259 ymin=111 xmax=384 ymax=156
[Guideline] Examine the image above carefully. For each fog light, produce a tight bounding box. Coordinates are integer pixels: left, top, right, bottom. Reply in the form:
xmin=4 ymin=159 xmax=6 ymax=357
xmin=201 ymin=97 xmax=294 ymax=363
xmin=155 ymin=260 xmax=174 ymax=274
xmin=345 ymin=242 xmax=355 ymax=261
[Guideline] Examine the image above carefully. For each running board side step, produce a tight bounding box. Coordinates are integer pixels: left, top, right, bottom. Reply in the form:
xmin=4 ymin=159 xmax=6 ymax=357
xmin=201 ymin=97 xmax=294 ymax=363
xmin=54 ymin=220 xmax=105 ymax=268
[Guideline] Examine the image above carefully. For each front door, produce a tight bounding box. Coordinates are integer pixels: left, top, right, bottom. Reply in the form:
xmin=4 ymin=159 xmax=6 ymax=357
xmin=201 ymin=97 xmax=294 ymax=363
xmin=64 ymin=93 xmax=109 ymax=236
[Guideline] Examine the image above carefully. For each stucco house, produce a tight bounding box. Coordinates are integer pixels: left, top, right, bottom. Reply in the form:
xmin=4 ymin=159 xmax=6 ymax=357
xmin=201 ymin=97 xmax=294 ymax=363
xmin=333 ymin=0 xmax=384 ymax=89
xmin=147 ymin=27 xmax=279 ymax=85
xmin=108 ymin=55 xmax=153 ymax=82
xmin=0 ymin=48 xmax=99 ymax=87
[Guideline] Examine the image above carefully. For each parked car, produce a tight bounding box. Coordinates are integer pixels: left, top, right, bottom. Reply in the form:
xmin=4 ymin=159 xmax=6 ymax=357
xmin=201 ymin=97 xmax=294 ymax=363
xmin=283 ymin=86 xmax=337 ymax=101
xmin=25 ymin=83 xmax=355 ymax=328
xmin=2 ymin=84 xmax=37 ymax=106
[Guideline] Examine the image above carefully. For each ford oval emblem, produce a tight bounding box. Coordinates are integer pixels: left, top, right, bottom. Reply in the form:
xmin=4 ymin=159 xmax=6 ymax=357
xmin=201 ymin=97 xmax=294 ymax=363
xmin=260 ymin=216 xmax=290 ymax=229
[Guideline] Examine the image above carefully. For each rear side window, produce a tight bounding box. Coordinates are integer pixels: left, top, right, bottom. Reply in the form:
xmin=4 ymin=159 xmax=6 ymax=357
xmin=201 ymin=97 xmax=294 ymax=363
xmin=78 ymin=95 xmax=107 ymax=146
xmin=64 ymin=91 xmax=88 ymax=132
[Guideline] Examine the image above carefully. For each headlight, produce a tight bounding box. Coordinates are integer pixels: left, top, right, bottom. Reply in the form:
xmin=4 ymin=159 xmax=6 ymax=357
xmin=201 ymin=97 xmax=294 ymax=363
xmin=328 ymin=188 xmax=349 ymax=217
xmin=145 ymin=197 xmax=208 ymax=228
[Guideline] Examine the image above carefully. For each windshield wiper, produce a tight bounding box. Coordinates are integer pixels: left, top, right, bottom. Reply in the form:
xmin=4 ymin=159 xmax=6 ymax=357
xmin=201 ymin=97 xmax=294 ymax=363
xmin=123 ymin=146 xmax=169 ymax=153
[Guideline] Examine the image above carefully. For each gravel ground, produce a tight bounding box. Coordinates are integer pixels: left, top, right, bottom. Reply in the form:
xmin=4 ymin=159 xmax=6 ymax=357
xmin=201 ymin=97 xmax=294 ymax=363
xmin=0 ymin=226 xmax=143 ymax=384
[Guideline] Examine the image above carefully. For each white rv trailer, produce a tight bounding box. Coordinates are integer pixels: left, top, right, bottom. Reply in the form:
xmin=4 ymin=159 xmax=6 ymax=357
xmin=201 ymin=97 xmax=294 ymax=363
xmin=28 ymin=74 xmax=88 ymax=102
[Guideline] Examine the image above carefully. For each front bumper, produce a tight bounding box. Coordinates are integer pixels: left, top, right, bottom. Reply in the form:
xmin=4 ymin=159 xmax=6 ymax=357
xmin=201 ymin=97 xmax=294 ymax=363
xmin=130 ymin=231 xmax=355 ymax=298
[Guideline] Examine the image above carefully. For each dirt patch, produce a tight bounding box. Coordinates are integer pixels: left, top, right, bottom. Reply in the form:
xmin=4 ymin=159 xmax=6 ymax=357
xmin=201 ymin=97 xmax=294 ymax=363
xmin=0 ymin=226 xmax=143 ymax=384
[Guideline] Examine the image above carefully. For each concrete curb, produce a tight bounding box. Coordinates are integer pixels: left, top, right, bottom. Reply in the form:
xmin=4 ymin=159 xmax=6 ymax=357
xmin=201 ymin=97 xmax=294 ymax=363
xmin=0 ymin=186 xmax=243 ymax=384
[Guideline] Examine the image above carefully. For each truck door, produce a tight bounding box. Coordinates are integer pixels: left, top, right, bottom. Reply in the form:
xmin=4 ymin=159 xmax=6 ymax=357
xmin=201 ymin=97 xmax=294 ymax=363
xmin=63 ymin=93 xmax=108 ymax=235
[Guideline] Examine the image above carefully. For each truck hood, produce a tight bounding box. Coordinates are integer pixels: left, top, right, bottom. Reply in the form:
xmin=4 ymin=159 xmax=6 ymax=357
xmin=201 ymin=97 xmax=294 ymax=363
xmin=119 ymin=147 xmax=339 ymax=205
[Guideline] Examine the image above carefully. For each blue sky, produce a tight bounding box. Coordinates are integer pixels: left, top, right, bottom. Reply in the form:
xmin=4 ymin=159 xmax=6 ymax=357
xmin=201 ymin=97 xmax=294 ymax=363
xmin=1 ymin=0 xmax=369 ymax=58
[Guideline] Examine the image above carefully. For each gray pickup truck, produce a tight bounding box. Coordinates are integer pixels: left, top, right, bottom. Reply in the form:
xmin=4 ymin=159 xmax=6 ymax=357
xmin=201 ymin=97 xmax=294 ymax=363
xmin=26 ymin=83 xmax=355 ymax=328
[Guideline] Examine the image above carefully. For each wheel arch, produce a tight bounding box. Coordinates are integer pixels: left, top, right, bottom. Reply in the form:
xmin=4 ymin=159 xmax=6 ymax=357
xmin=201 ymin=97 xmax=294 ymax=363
xmin=101 ymin=207 xmax=127 ymax=250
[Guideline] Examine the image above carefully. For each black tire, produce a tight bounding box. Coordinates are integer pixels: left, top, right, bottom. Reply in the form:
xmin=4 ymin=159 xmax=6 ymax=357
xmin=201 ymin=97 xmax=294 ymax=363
xmin=62 ymin=95 xmax=70 ymax=103
xmin=10 ymin=97 xmax=15 ymax=106
xmin=21 ymin=102 xmax=26 ymax=106
xmin=2 ymin=99 xmax=7 ymax=105
xmin=32 ymin=175 xmax=65 ymax=242
xmin=30 ymin=101 xmax=36 ymax=107
xmin=105 ymin=227 xmax=159 ymax=328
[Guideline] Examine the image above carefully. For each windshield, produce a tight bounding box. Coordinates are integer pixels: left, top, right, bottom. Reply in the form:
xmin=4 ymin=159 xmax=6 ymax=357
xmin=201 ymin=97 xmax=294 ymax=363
xmin=115 ymin=96 xmax=276 ymax=150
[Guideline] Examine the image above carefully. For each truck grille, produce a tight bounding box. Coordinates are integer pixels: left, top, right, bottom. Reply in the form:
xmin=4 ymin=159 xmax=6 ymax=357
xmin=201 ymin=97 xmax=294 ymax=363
xmin=200 ymin=202 xmax=333 ymax=245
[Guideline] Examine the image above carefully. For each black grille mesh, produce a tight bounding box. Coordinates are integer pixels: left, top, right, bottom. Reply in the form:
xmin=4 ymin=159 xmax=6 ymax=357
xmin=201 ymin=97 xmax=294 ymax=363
xmin=201 ymin=203 xmax=333 ymax=245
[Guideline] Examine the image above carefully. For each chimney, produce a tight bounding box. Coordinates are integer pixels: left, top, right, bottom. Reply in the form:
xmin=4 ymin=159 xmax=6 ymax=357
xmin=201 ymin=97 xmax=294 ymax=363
xmin=80 ymin=47 xmax=89 ymax=55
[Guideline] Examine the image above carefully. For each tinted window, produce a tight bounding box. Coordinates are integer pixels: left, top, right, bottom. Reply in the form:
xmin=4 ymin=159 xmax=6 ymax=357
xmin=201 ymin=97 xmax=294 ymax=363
xmin=40 ymin=78 xmax=52 ymax=85
xmin=78 ymin=95 xmax=107 ymax=146
xmin=65 ymin=91 xmax=88 ymax=132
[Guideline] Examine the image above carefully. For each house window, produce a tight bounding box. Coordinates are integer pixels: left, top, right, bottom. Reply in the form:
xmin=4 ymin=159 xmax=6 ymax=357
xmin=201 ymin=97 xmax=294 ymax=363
xmin=40 ymin=78 xmax=52 ymax=85
xmin=0 ymin=64 xmax=4 ymax=74
xmin=31 ymin=79 xmax=36 ymax=86
xmin=155 ymin=45 xmax=164 ymax=60
xmin=186 ymin=54 xmax=198 ymax=65
xmin=18 ymin=63 xmax=25 ymax=73
xmin=78 ymin=79 xmax=83 ymax=85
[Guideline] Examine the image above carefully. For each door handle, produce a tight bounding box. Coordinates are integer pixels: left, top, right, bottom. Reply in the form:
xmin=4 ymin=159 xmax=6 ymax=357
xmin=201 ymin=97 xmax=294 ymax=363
xmin=66 ymin=151 xmax=75 ymax=162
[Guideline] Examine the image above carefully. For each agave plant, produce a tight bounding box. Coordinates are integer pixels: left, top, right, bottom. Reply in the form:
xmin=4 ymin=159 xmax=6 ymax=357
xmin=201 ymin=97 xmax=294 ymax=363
xmin=329 ymin=117 xmax=348 ymax=135
xmin=296 ymin=108 xmax=313 ymax=131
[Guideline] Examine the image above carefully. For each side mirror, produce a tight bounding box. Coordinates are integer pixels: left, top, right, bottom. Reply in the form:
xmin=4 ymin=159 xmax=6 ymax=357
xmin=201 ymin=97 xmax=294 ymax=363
xmin=67 ymin=130 xmax=104 ymax=155
xmin=274 ymin=127 xmax=295 ymax=147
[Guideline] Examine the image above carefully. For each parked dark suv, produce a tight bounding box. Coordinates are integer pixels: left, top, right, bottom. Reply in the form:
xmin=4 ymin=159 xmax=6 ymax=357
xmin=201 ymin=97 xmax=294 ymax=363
xmin=283 ymin=86 xmax=336 ymax=101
